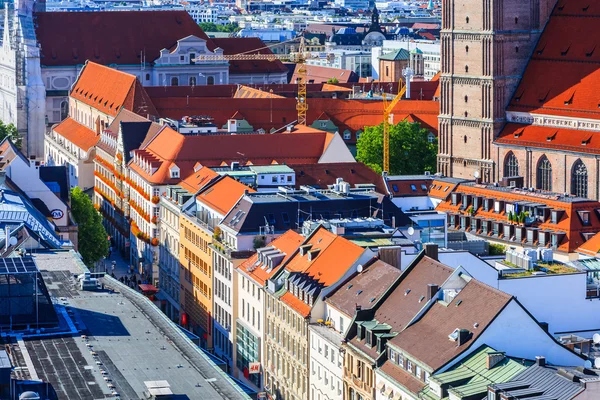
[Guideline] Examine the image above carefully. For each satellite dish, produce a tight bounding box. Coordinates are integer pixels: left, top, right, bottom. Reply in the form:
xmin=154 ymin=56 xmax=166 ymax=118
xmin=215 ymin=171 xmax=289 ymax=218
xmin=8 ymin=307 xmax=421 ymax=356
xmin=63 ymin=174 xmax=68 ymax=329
xmin=8 ymin=237 xmax=17 ymax=246
xmin=473 ymin=170 xmax=480 ymax=179
xmin=356 ymin=264 xmax=363 ymax=273
xmin=595 ymin=358 xmax=600 ymax=369
xmin=585 ymin=360 xmax=593 ymax=369
xmin=594 ymin=333 xmax=600 ymax=344
xmin=407 ymin=227 xmax=415 ymax=236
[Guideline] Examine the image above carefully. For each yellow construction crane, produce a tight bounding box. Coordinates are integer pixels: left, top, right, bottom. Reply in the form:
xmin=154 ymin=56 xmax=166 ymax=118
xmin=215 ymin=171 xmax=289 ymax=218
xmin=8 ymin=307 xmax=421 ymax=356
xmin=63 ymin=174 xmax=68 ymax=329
xmin=381 ymin=80 xmax=407 ymax=173
xmin=194 ymin=37 xmax=332 ymax=126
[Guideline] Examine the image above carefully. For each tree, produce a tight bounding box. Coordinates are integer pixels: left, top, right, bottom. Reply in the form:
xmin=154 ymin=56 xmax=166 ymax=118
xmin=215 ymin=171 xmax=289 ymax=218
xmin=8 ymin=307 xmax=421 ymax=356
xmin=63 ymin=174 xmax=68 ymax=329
xmin=0 ymin=120 xmax=21 ymax=149
xmin=327 ymin=77 xmax=339 ymax=84
xmin=356 ymin=121 xmax=437 ymax=175
xmin=71 ymin=187 xmax=109 ymax=266
xmin=198 ymin=22 xmax=240 ymax=33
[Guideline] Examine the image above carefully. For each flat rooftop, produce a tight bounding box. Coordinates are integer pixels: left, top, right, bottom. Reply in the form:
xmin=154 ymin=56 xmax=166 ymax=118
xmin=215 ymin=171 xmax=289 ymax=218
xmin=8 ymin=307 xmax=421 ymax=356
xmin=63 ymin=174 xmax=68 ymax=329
xmin=4 ymin=251 xmax=251 ymax=400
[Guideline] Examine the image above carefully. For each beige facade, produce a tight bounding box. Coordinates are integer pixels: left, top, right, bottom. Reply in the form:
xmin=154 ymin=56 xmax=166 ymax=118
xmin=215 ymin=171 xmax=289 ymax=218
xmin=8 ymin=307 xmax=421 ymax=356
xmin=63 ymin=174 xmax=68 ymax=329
xmin=264 ymin=293 xmax=309 ymax=400
xmin=343 ymin=347 xmax=376 ymax=400
xmin=437 ymin=0 xmax=556 ymax=181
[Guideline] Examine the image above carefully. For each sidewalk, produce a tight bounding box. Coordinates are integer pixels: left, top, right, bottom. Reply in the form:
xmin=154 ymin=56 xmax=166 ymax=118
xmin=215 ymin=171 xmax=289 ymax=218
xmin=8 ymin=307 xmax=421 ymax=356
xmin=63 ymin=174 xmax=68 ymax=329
xmin=104 ymin=251 xmax=132 ymax=280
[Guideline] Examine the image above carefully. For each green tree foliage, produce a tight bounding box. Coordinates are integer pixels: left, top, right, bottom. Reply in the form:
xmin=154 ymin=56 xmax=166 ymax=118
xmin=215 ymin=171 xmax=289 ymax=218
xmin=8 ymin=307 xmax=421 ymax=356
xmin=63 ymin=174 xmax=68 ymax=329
xmin=198 ymin=22 xmax=240 ymax=33
xmin=0 ymin=120 xmax=21 ymax=149
xmin=356 ymin=121 xmax=437 ymax=175
xmin=71 ymin=187 xmax=109 ymax=266
xmin=327 ymin=77 xmax=339 ymax=84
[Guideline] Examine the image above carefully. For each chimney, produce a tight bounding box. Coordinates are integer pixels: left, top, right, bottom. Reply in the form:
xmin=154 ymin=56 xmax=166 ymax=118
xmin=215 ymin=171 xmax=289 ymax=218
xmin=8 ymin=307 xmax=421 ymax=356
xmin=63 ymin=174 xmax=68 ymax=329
xmin=486 ymin=352 xmax=505 ymax=370
xmin=424 ymin=243 xmax=438 ymax=261
xmin=536 ymin=356 xmax=546 ymax=367
xmin=5 ymin=226 xmax=10 ymax=251
xmin=378 ymin=247 xmax=401 ymax=269
xmin=426 ymin=284 xmax=439 ymax=301
xmin=227 ymin=119 xmax=237 ymax=133
xmin=457 ymin=329 xmax=471 ymax=346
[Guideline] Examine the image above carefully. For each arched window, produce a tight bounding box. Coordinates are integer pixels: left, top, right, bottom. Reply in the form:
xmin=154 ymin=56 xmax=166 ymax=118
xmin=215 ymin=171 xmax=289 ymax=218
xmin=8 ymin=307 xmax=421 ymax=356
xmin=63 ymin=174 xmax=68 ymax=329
xmin=60 ymin=100 xmax=68 ymax=121
xmin=170 ymin=77 xmax=179 ymax=86
xmin=504 ymin=152 xmax=519 ymax=177
xmin=207 ymin=76 xmax=215 ymax=85
xmin=189 ymin=76 xmax=196 ymax=86
xmin=536 ymin=155 xmax=552 ymax=191
xmin=571 ymin=159 xmax=588 ymax=198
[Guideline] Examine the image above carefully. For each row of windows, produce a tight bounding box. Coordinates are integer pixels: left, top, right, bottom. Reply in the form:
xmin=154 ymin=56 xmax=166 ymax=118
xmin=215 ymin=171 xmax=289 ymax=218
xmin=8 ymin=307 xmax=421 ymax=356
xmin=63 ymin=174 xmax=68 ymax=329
xmin=215 ymin=277 xmax=231 ymax=306
xmin=241 ymin=298 xmax=261 ymax=331
xmin=183 ymin=225 xmax=210 ymax=253
xmin=504 ymin=152 xmax=588 ymax=198
xmin=183 ymin=246 xmax=211 ymax=277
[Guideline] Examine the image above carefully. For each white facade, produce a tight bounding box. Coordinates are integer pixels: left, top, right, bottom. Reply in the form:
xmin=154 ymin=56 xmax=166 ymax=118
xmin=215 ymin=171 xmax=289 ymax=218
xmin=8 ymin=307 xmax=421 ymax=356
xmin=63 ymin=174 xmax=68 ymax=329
xmin=235 ymin=270 xmax=265 ymax=390
xmin=308 ymin=302 xmax=351 ymax=400
xmin=158 ymin=198 xmax=181 ymax=322
xmin=372 ymin=40 xmax=440 ymax=81
xmin=334 ymin=0 xmax=370 ymax=11
xmin=306 ymin=49 xmax=372 ymax=78
xmin=44 ymin=126 xmax=95 ymax=190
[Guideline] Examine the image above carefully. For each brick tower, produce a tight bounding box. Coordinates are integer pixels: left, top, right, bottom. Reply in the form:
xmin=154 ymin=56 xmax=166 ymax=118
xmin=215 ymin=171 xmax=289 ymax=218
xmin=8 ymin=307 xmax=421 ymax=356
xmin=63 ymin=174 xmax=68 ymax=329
xmin=437 ymin=0 xmax=556 ymax=181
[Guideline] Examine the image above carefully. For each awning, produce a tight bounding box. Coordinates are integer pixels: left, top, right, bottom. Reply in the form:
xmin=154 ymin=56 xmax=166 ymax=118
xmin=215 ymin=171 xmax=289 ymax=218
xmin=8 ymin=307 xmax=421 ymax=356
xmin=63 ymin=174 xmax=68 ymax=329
xmin=138 ymin=284 xmax=159 ymax=293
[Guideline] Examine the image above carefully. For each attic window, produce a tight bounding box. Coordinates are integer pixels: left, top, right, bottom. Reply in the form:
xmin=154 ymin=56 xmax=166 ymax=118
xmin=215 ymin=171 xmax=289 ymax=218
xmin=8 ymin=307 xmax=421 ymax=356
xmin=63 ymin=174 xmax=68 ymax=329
xmin=536 ymin=44 xmax=546 ymax=55
xmin=404 ymin=289 xmax=411 ymax=296
xmin=514 ymin=128 xmax=524 ymax=138
xmin=456 ymin=299 xmax=463 ymax=307
xmin=586 ymin=46 xmax=596 ymax=57
xmin=582 ymin=136 xmax=592 ymax=146
xmin=564 ymin=91 xmax=575 ymax=105
xmin=514 ymin=90 xmax=524 ymax=102
xmin=546 ymin=131 xmax=557 ymax=142
xmin=561 ymin=45 xmax=570 ymax=56
xmin=538 ymin=90 xmax=550 ymax=103
xmin=583 ymin=4 xmax=590 ymax=11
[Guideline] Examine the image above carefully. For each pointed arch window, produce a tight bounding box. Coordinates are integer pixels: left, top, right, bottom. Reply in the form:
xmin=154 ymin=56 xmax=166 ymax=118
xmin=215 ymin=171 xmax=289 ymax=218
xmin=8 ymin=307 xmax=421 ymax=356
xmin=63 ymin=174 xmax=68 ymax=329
xmin=504 ymin=152 xmax=519 ymax=177
xmin=571 ymin=159 xmax=588 ymax=198
xmin=536 ymin=156 xmax=552 ymax=191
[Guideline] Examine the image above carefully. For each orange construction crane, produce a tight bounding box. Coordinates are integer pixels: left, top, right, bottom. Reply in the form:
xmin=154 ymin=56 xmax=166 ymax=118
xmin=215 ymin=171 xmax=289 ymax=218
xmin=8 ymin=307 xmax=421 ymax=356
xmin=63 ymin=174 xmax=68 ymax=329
xmin=381 ymin=80 xmax=407 ymax=173
xmin=194 ymin=37 xmax=333 ymax=126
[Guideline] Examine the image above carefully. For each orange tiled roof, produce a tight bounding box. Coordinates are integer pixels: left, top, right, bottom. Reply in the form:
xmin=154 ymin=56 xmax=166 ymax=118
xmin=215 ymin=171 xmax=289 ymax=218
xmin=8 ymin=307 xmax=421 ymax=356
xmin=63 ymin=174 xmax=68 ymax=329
xmin=196 ymin=175 xmax=255 ymax=215
xmin=285 ymin=227 xmax=363 ymax=286
xmin=238 ymin=230 xmax=305 ymax=285
xmin=428 ymin=179 xmax=459 ymax=200
xmin=234 ymin=85 xmax=285 ymax=99
xmin=496 ymin=123 xmax=600 ymax=155
xmin=128 ymin=125 xmax=335 ymax=185
xmin=436 ymin=183 xmax=600 ymax=253
xmin=507 ymin=1 xmax=600 ymax=120
xmin=71 ymin=62 xmax=158 ymax=118
xmin=281 ymin=291 xmax=312 ymax=317
xmin=179 ymin=165 xmax=219 ymax=193
xmin=53 ymin=117 xmax=100 ymax=151
xmin=577 ymin=231 xmax=600 ymax=256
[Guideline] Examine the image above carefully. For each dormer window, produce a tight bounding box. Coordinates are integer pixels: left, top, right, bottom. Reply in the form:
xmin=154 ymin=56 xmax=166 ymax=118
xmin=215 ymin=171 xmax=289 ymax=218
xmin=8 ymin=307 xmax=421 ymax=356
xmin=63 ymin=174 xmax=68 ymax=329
xmin=357 ymin=325 xmax=364 ymax=340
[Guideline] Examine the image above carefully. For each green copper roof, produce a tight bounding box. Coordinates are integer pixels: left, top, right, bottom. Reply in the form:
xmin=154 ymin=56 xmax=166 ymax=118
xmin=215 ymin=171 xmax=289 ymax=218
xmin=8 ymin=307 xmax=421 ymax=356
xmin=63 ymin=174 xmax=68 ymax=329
xmin=410 ymin=47 xmax=424 ymax=55
xmin=379 ymin=48 xmax=410 ymax=61
xmin=419 ymin=344 xmax=530 ymax=400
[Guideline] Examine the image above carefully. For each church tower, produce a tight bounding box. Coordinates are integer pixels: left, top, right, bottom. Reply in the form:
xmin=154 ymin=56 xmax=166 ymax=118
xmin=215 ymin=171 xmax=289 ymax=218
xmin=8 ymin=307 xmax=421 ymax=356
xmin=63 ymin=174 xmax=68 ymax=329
xmin=437 ymin=0 xmax=556 ymax=181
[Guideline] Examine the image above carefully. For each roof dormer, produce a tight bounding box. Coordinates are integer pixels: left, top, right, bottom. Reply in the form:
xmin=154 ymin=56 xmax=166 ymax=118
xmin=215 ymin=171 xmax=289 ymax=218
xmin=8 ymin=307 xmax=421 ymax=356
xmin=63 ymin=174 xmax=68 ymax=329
xmin=169 ymin=164 xmax=180 ymax=179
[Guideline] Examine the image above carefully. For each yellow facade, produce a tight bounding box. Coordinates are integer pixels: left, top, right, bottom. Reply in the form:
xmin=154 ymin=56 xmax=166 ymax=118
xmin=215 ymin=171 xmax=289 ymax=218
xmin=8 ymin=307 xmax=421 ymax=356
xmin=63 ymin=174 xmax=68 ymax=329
xmin=179 ymin=213 xmax=214 ymax=347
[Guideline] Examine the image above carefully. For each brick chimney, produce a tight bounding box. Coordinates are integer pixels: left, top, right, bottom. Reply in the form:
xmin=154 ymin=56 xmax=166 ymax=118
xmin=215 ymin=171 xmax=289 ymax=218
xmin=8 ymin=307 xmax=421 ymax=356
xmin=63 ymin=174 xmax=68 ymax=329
xmin=486 ymin=351 xmax=505 ymax=369
xmin=424 ymin=243 xmax=438 ymax=260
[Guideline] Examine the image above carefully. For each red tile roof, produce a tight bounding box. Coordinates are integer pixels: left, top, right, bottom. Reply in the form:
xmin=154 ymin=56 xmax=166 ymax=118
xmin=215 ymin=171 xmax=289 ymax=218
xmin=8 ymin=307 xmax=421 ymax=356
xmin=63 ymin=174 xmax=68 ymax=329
xmin=291 ymin=162 xmax=387 ymax=194
xmin=428 ymin=179 xmax=459 ymax=200
xmin=211 ymin=37 xmax=288 ymax=74
xmin=281 ymin=291 xmax=313 ymax=317
xmin=52 ymin=117 xmax=99 ymax=151
xmin=284 ymin=227 xmax=363 ymax=287
xmin=391 ymin=279 xmax=512 ymax=371
xmin=35 ymin=11 xmax=215 ymax=66
xmin=379 ymin=361 xmax=426 ymax=394
xmin=178 ymin=165 xmax=219 ymax=193
xmin=238 ymin=230 xmax=305 ymax=286
xmin=386 ymin=178 xmax=431 ymax=197
xmin=290 ymin=64 xmax=359 ymax=84
xmin=152 ymin=97 xmax=439 ymax=142
xmin=71 ymin=62 xmax=158 ymax=118
xmin=577 ymin=231 xmax=600 ymax=256
xmin=506 ymin=1 xmax=600 ymax=120
xmin=128 ymin=126 xmax=335 ymax=184
xmin=496 ymin=123 xmax=600 ymax=155
xmin=436 ymin=182 xmax=600 ymax=253
xmin=195 ymin=175 xmax=254 ymax=215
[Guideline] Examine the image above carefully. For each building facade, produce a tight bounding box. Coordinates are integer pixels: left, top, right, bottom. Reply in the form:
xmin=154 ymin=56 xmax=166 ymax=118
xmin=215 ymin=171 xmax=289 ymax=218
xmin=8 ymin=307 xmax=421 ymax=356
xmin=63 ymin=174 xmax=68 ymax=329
xmin=437 ymin=0 xmax=556 ymax=181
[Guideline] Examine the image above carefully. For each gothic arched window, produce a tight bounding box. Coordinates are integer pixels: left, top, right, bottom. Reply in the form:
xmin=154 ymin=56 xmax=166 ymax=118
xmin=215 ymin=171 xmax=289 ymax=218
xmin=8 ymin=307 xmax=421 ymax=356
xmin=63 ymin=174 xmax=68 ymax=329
xmin=504 ymin=152 xmax=519 ymax=177
xmin=536 ymin=155 xmax=552 ymax=191
xmin=571 ymin=159 xmax=588 ymax=198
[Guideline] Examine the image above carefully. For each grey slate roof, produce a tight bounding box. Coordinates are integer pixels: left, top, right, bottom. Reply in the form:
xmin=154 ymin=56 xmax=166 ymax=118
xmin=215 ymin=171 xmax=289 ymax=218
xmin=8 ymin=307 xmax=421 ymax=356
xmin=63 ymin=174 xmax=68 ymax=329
xmin=490 ymin=364 xmax=588 ymax=400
